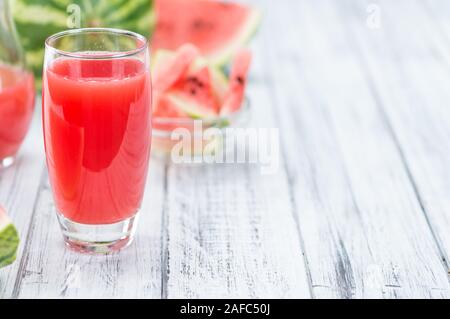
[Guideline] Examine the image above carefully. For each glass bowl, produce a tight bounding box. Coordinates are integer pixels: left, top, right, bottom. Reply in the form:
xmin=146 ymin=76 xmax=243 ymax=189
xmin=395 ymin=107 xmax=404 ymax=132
xmin=151 ymin=98 xmax=251 ymax=160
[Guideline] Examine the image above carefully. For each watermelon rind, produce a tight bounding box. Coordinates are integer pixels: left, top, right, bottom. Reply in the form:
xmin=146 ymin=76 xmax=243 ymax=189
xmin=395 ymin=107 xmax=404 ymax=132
xmin=166 ymin=92 xmax=218 ymax=119
xmin=209 ymin=63 xmax=229 ymax=103
xmin=209 ymin=8 xmax=262 ymax=68
xmin=12 ymin=0 xmax=156 ymax=87
xmin=0 ymin=209 xmax=19 ymax=269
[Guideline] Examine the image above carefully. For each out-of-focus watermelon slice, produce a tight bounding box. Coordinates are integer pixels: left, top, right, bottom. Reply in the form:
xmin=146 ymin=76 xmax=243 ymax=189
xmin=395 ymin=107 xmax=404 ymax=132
xmin=221 ymin=49 xmax=252 ymax=116
xmin=153 ymin=0 xmax=261 ymax=67
xmin=151 ymin=44 xmax=201 ymax=120
xmin=152 ymin=95 xmax=190 ymax=131
xmin=152 ymin=44 xmax=200 ymax=93
xmin=166 ymin=63 xmax=219 ymax=118
xmin=152 ymin=47 xmax=229 ymax=121
xmin=13 ymin=0 xmax=156 ymax=87
xmin=0 ymin=206 xmax=19 ymax=269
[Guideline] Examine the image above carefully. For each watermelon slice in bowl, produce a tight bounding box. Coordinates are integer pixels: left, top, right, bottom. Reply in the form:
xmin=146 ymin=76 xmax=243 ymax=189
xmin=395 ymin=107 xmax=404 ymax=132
xmin=153 ymin=0 xmax=261 ymax=67
xmin=221 ymin=49 xmax=252 ymax=116
xmin=151 ymin=46 xmax=252 ymax=158
xmin=151 ymin=98 xmax=251 ymax=158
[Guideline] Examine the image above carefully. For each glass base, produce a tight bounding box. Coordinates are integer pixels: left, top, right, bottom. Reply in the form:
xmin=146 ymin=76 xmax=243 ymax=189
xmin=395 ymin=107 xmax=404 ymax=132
xmin=0 ymin=156 xmax=15 ymax=169
xmin=57 ymin=213 xmax=140 ymax=254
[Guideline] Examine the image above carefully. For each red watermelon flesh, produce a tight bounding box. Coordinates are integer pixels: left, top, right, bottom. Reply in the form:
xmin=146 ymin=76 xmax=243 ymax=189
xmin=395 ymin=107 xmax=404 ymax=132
xmin=152 ymin=44 xmax=200 ymax=119
xmin=153 ymin=65 xmax=219 ymax=131
xmin=152 ymin=95 xmax=191 ymax=131
xmin=153 ymin=0 xmax=261 ymax=66
xmin=165 ymin=65 xmax=220 ymax=118
xmin=153 ymin=95 xmax=188 ymax=119
xmin=152 ymin=44 xmax=199 ymax=93
xmin=152 ymin=47 xmax=227 ymax=125
xmin=221 ymin=49 xmax=252 ymax=115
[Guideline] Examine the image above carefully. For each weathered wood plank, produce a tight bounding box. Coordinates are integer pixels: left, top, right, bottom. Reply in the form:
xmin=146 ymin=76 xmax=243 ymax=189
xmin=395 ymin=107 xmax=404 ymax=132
xmin=343 ymin=0 xmax=450 ymax=273
xmin=0 ymin=108 xmax=46 ymax=298
xmin=163 ymin=42 xmax=312 ymax=298
xmin=262 ymin=0 xmax=450 ymax=298
xmin=12 ymin=160 xmax=164 ymax=298
xmin=165 ymin=163 xmax=312 ymax=298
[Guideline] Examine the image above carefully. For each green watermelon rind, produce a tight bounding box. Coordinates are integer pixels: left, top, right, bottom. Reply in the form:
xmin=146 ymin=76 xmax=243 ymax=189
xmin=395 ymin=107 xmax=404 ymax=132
xmin=12 ymin=0 xmax=156 ymax=87
xmin=210 ymin=66 xmax=229 ymax=102
xmin=209 ymin=8 xmax=262 ymax=68
xmin=166 ymin=93 xmax=218 ymax=119
xmin=0 ymin=223 xmax=20 ymax=269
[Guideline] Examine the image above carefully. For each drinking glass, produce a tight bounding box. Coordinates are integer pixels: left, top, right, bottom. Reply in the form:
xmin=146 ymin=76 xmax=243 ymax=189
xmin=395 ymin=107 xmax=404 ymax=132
xmin=42 ymin=28 xmax=152 ymax=253
xmin=0 ymin=0 xmax=35 ymax=168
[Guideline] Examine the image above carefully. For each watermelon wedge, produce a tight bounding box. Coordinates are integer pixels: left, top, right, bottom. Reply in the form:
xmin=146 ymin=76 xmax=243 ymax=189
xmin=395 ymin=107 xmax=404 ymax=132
xmin=0 ymin=206 xmax=19 ymax=269
xmin=152 ymin=44 xmax=201 ymax=120
xmin=152 ymin=44 xmax=200 ymax=93
xmin=152 ymin=47 xmax=229 ymax=122
xmin=166 ymin=61 xmax=220 ymax=118
xmin=221 ymin=49 xmax=252 ymax=116
xmin=153 ymin=0 xmax=261 ymax=67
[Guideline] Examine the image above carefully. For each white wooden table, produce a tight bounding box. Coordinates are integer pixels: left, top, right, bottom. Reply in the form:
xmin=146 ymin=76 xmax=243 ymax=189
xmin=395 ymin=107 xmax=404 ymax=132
xmin=1 ymin=0 xmax=450 ymax=299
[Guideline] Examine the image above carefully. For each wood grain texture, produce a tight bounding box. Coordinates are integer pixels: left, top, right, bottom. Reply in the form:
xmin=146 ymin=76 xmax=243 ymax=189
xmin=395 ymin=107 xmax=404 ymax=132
xmin=261 ymin=0 xmax=450 ymax=298
xmin=343 ymin=0 xmax=450 ymax=274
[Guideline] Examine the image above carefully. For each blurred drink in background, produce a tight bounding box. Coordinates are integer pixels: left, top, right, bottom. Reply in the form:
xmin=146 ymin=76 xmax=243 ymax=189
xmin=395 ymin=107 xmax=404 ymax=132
xmin=0 ymin=0 xmax=35 ymax=168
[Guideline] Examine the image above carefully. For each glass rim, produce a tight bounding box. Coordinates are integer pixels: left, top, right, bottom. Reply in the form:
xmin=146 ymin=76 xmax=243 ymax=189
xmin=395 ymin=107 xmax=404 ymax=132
xmin=45 ymin=27 xmax=149 ymax=59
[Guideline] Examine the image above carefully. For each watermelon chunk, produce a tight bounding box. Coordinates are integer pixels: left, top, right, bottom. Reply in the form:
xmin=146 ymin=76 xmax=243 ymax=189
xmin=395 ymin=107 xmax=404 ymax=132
xmin=152 ymin=47 xmax=229 ymax=122
xmin=152 ymin=44 xmax=200 ymax=93
xmin=152 ymin=44 xmax=201 ymax=119
xmin=152 ymin=95 xmax=190 ymax=131
xmin=167 ymin=62 xmax=219 ymax=118
xmin=153 ymin=0 xmax=261 ymax=67
xmin=221 ymin=49 xmax=252 ymax=116
xmin=0 ymin=206 xmax=19 ymax=269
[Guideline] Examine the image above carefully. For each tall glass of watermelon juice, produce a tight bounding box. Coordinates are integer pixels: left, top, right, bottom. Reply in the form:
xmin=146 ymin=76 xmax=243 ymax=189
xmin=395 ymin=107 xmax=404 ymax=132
xmin=42 ymin=29 xmax=152 ymax=253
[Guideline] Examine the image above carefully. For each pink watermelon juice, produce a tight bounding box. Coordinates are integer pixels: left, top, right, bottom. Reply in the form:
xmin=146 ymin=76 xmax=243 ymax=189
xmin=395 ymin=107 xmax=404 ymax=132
xmin=43 ymin=58 xmax=152 ymax=225
xmin=0 ymin=64 xmax=35 ymax=161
